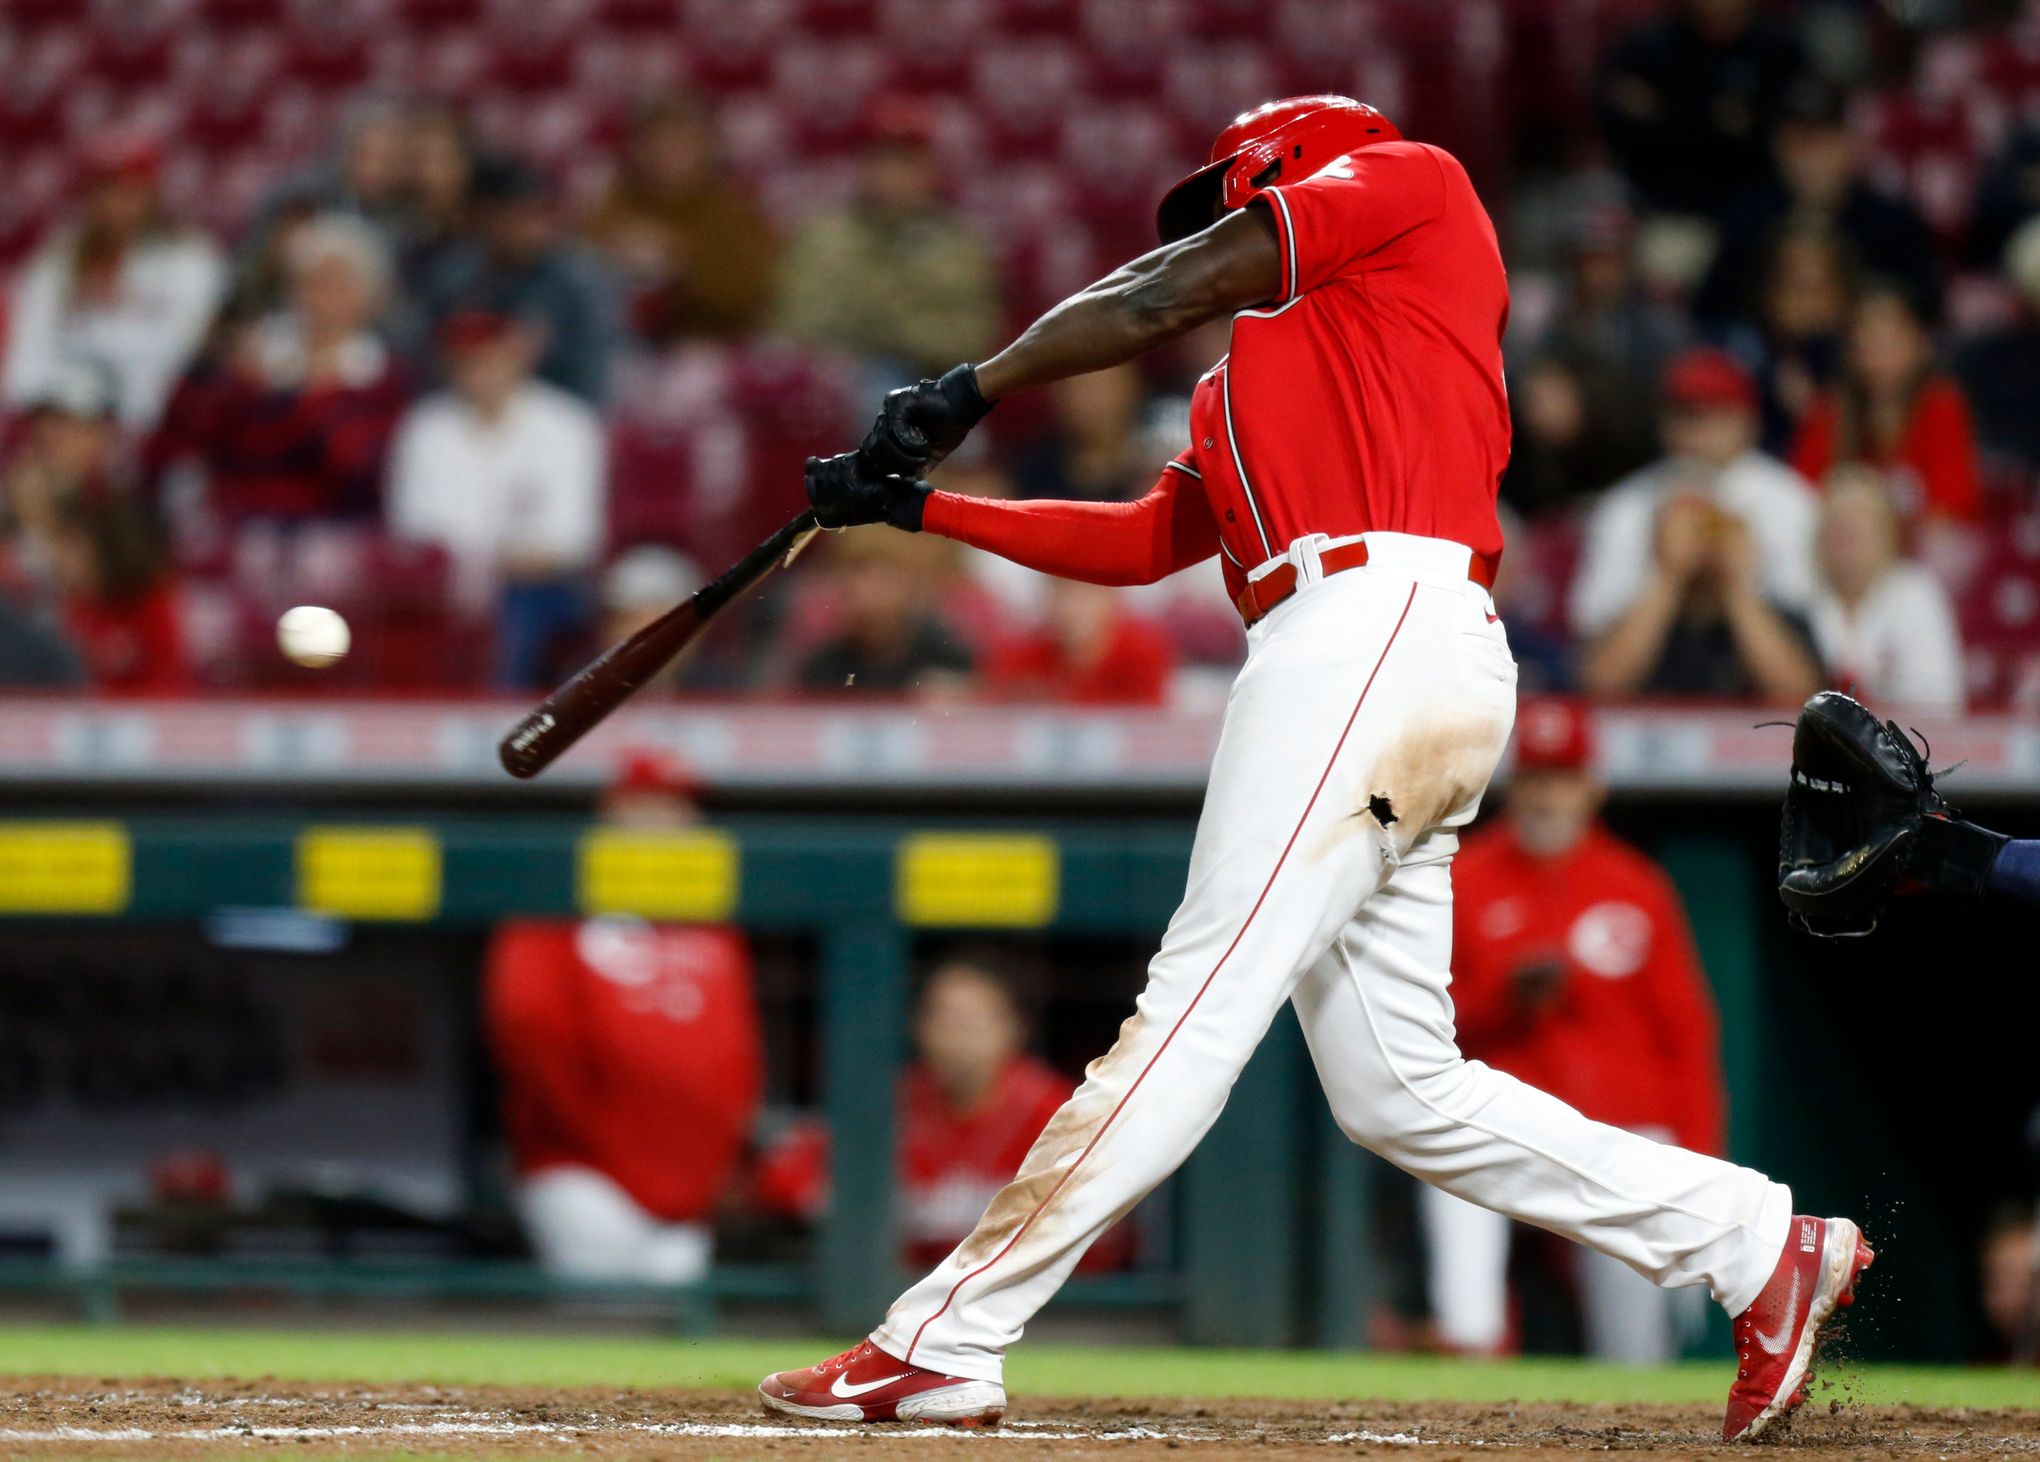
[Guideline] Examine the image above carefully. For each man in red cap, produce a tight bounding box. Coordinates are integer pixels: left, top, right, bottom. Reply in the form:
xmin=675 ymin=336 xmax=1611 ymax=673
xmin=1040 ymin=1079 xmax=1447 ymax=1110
xmin=484 ymin=750 xmax=761 ymax=1285
xmin=767 ymin=98 xmax=1866 ymax=1442
xmin=1422 ymin=699 xmax=1725 ymax=1363
xmin=1573 ymin=346 xmax=1824 ymax=702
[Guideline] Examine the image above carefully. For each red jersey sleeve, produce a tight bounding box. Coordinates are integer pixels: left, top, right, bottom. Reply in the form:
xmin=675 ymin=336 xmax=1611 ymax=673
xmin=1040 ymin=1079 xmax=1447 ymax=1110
xmin=1633 ymin=872 xmax=1727 ymax=1157
xmin=922 ymin=457 xmax=1221 ymax=586
xmin=1252 ymin=141 xmax=1449 ymax=303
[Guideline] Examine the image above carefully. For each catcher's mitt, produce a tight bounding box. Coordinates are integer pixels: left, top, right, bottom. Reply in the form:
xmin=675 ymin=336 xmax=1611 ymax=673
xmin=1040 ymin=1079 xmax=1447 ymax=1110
xmin=1777 ymin=690 xmax=2006 ymax=936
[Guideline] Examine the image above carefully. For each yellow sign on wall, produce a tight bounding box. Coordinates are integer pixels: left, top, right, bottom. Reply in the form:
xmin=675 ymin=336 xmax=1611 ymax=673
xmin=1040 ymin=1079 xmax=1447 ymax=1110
xmin=897 ymin=833 xmax=1060 ymax=927
xmin=577 ymin=829 xmax=739 ymax=920
xmin=0 ymin=822 xmax=130 ymax=914
xmin=297 ymin=827 xmax=441 ymax=921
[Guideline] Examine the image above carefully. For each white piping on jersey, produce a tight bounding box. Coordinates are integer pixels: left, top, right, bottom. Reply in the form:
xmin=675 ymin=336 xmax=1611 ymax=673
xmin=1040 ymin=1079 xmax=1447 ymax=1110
xmin=1220 ymin=366 xmax=1275 ymax=559
xmin=1234 ymin=294 xmax=1307 ymax=321
xmin=1266 ymin=187 xmax=1298 ymax=300
xmin=1164 ymin=459 xmax=1202 ymax=478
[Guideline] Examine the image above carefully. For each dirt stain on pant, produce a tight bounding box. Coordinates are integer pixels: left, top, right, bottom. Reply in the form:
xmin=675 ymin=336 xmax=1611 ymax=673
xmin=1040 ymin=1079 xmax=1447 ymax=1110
xmin=951 ymin=1009 xmax=1147 ymax=1269
xmin=1315 ymin=709 xmax=1509 ymax=864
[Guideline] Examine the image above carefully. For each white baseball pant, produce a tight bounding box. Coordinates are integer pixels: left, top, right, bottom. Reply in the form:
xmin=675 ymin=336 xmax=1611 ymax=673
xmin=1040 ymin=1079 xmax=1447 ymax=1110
xmin=872 ymin=533 xmax=1793 ymax=1382
xmin=516 ymin=1166 xmax=712 ymax=1285
xmin=1420 ymin=1134 xmax=1708 ymax=1363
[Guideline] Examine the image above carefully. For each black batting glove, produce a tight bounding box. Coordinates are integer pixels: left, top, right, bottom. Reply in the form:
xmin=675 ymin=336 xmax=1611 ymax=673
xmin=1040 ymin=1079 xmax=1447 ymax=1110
xmin=805 ymin=451 xmax=931 ymax=531
xmin=857 ymin=363 xmax=995 ymax=478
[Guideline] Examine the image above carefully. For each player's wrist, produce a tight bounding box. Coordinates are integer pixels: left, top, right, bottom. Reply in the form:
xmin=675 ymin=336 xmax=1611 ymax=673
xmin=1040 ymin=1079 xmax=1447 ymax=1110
xmin=939 ymin=363 xmax=996 ymax=424
xmin=885 ymin=478 xmax=932 ymax=532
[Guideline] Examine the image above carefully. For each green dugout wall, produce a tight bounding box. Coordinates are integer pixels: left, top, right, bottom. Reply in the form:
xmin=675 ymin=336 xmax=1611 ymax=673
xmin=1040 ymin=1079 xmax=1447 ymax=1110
xmin=0 ymin=810 xmax=2010 ymax=1356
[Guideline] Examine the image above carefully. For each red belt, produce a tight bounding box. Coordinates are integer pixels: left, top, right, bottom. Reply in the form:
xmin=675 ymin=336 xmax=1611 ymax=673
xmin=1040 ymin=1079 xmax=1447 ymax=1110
xmin=1233 ymin=540 xmax=1501 ymax=627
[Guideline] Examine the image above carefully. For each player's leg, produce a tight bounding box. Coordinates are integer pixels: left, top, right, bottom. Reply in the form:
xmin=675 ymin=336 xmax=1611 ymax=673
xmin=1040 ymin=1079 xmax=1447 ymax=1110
xmin=1295 ymin=843 xmax=1870 ymax=1439
xmin=1417 ymin=1183 xmax=1513 ymax=1354
xmin=515 ymin=1166 xmax=663 ymax=1281
xmin=1295 ymin=848 xmax=1792 ymax=1310
xmin=867 ymin=568 xmax=1475 ymax=1384
xmin=762 ymin=564 xmax=1511 ymax=1421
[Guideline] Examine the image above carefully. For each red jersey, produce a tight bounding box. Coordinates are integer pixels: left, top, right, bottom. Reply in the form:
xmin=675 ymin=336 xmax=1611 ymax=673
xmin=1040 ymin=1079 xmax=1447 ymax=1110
xmin=1789 ymin=374 xmax=1983 ymax=524
xmin=924 ymin=140 xmax=1509 ymax=590
xmin=897 ymin=1057 xmax=1072 ymax=1269
xmin=984 ymin=613 xmax=1174 ymax=705
xmin=63 ymin=583 xmax=190 ymax=694
xmin=750 ymin=1056 xmax=1134 ymax=1271
xmin=1449 ymin=823 xmax=1724 ymax=1157
xmin=485 ymin=918 xmax=763 ymax=1223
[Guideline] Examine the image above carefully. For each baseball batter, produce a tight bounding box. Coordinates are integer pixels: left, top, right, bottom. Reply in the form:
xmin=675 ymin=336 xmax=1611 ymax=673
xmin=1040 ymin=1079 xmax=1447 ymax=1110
xmin=761 ymin=97 xmax=1871 ymax=1443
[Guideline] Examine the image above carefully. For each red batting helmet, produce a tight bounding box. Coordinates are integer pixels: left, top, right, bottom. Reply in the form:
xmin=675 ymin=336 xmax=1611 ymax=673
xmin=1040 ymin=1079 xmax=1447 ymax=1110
xmin=1156 ymin=95 xmax=1402 ymax=244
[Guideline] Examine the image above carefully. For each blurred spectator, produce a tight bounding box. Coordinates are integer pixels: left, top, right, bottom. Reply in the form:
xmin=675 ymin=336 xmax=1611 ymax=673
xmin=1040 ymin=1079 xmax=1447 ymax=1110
xmin=150 ymin=216 xmax=410 ymax=524
xmin=2 ymin=131 xmax=224 ymax=431
xmin=1011 ymin=365 xmax=1154 ymax=503
xmin=1736 ymin=222 xmax=1857 ymax=453
xmin=420 ymin=158 xmax=620 ymax=404
xmin=1955 ymin=217 xmax=2040 ymax=476
xmin=1970 ymin=122 xmax=2040 ymax=273
xmin=245 ymin=98 xmax=412 ymax=258
xmin=1701 ymin=80 xmax=1939 ymax=328
xmin=388 ymin=311 xmax=604 ymax=688
xmin=1981 ymin=1204 xmax=2038 ymax=1363
xmin=1573 ymin=349 xmax=1824 ymax=701
xmin=599 ymin=544 xmax=708 ymax=691
xmin=985 ymin=579 xmax=1173 ymax=705
xmin=396 ymin=105 xmax=478 ymax=302
xmin=1499 ymin=348 xmax=1659 ymax=518
xmin=795 ymin=531 xmax=973 ymax=696
xmin=753 ymin=953 xmax=1131 ymax=1272
xmin=1599 ymin=0 xmax=1808 ymax=220
xmin=0 ymin=596 xmax=83 ymax=687
xmin=1 ymin=360 xmax=125 ymax=584
xmin=1423 ymin=699 xmax=1721 ymax=1362
xmin=1809 ymin=467 xmax=1964 ymax=711
xmin=1511 ymin=188 xmax=1690 ymax=395
xmin=774 ymin=97 xmax=999 ymax=384
xmin=45 ymin=492 xmax=188 ymax=695
xmin=484 ymin=751 xmax=763 ymax=1285
xmin=1790 ymin=284 xmax=1984 ymax=525
xmin=586 ymin=91 xmax=778 ymax=345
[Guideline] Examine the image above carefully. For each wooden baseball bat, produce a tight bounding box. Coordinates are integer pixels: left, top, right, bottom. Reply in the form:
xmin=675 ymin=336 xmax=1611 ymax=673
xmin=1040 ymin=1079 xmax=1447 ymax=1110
xmin=499 ymin=509 xmax=822 ymax=779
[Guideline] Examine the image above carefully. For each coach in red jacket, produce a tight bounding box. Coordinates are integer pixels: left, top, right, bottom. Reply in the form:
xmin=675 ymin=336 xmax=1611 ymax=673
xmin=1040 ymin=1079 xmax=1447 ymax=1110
xmin=485 ymin=752 xmax=763 ymax=1285
xmin=1423 ymin=698 xmax=1726 ymax=1362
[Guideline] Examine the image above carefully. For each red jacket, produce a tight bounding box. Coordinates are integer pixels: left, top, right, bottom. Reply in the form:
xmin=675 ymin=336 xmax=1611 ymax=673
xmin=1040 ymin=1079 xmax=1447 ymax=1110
xmin=1449 ymin=822 xmax=1725 ymax=1157
xmin=984 ymin=615 xmax=1175 ymax=705
xmin=485 ymin=918 xmax=763 ymax=1223
xmin=63 ymin=583 xmax=189 ymax=694
xmin=1789 ymin=375 xmax=1983 ymax=523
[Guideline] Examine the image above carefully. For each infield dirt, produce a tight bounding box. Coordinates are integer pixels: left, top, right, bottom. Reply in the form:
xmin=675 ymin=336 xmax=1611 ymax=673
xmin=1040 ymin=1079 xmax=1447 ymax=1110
xmin=3 ymin=1377 xmax=2039 ymax=1460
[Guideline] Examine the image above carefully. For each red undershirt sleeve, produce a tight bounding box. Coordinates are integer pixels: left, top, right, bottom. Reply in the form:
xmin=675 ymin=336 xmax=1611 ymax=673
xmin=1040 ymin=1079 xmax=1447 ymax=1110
xmin=921 ymin=459 xmax=1222 ymax=587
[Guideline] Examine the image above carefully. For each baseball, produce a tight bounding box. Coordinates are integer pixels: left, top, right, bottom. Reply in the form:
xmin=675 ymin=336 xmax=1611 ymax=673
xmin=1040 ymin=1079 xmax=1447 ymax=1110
xmin=276 ymin=604 xmax=351 ymax=668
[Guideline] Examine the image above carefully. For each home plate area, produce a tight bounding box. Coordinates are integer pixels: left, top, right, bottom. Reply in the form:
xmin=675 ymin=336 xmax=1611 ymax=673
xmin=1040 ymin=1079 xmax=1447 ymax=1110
xmin=3 ymin=1380 xmax=2038 ymax=1459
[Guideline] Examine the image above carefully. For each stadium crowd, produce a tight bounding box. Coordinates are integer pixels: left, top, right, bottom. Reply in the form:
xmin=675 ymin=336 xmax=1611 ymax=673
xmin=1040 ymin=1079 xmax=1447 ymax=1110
xmin=0 ymin=0 xmax=2037 ymax=708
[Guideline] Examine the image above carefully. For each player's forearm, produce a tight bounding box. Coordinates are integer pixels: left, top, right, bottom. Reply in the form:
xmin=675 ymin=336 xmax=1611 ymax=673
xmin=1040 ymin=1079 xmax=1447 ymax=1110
xmin=922 ymin=485 xmax=1213 ymax=587
xmin=975 ymin=211 xmax=1280 ymax=399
